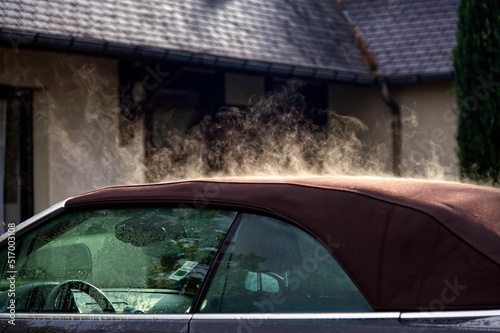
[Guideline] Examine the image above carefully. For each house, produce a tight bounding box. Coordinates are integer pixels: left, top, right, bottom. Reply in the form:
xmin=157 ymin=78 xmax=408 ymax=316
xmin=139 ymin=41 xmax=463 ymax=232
xmin=338 ymin=0 xmax=459 ymax=178
xmin=0 ymin=0 xmax=459 ymax=226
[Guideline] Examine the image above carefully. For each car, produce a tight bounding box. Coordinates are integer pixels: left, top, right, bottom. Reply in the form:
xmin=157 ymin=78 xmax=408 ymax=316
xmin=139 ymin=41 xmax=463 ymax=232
xmin=0 ymin=176 xmax=500 ymax=332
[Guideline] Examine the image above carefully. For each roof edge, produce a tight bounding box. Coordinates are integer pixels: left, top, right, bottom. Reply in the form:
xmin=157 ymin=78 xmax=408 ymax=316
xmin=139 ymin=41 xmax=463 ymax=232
xmin=0 ymin=28 xmax=375 ymax=85
xmin=378 ymin=72 xmax=454 ymax=85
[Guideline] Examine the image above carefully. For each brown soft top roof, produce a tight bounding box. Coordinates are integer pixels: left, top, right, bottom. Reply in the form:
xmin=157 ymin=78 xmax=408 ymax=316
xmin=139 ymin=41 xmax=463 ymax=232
xmin=66 ymin=176 xmax=500 ymax=310
xmin=67 ymin=176 xmax=500 ymax=263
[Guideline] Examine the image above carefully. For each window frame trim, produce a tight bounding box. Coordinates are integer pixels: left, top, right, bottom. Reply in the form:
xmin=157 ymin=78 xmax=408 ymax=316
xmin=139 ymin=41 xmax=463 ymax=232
xmin=192 ymin=312 xmax=400 ymax=320
xmin=0 ymin=313 xmax=193 ymax=320
xmin=0 ymin=200 xmax=66 ymax=243
xmin=190 ymin=211 xmax=244 ymax=313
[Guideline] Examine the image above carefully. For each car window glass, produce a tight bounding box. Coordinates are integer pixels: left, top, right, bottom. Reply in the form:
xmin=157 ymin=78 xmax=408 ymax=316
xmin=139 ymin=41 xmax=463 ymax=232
xmin=0 ymin=208 xmax=236 ymax=314
xmin=201 ymin=214 xmax=372 ymax=313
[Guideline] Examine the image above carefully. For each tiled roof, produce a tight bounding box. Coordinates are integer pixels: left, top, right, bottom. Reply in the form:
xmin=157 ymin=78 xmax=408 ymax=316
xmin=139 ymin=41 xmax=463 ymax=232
xmin=343 ymin=0 xmax=458 ymax=80
xmin=0 ymin=0 xmax=372 ymax=79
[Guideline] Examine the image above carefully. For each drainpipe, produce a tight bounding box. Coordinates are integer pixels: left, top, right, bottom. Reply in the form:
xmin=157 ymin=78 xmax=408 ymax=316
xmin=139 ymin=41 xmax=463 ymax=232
xmin=337 ymin=0 xmax=402 ymax=176
xmin=381 ymin=82 xmax=402 ymax=177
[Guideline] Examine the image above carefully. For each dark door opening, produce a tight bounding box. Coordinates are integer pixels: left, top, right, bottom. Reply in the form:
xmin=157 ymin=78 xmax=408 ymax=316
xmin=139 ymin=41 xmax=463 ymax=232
xmin=0 ymin=87 xmax=34 ymax=230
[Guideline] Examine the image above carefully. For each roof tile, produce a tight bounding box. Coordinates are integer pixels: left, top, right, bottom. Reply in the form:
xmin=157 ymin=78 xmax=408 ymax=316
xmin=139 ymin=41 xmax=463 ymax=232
xmin=1 ymin=0 xmax=372 ymax=77
xmin=344 ymin=0 xmax=458 ymax=77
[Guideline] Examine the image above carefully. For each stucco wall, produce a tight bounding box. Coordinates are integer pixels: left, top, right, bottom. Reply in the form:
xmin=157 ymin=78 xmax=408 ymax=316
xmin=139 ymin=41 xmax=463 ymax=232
xmin=329 ymin=81 xmax=458 ymax=179
xmin=328 ymin=83 xmax=394 ymax=174
xmin=0 ymin=48 xmax=144 ymax=213
xmin=391 ymin=81 xmax=457 ymax=179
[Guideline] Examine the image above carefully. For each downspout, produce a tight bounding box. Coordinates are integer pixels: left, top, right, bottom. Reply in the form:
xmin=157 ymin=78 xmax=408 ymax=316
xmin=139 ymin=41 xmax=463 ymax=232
xmin=381 ymin=82 xmax=402 ymax=176
xmin=337 ymin=0 xmax=402 ymax=176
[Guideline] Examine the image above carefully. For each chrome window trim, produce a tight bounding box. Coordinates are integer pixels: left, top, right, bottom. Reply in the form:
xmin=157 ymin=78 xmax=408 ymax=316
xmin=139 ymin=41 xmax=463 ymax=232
xmin=401 ymin=310 xmax=500 ymax=320
xmin=0 ymin=313 xmax=192 ymax=320
xmin=0 ymin=199 xmax=68 ymax=241
xmin=5 ymin=311 xmax=500 ymax=321
xmin=192 ymin=312 xmax=401 ymax=320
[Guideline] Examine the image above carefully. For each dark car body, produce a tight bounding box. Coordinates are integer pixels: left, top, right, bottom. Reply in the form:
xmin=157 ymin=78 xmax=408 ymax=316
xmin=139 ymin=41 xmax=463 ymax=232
xmin=0 ymin=176 xmax=499 ymax=332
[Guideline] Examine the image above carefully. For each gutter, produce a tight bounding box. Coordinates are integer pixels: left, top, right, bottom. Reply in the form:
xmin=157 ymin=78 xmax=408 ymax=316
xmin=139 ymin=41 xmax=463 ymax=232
xmin=0 ymin=28 xmax=374 ymax=85
xmin=337 ymin=0 xmax=402 ymax=176
xmin=0 ymin=28 xmax=451 ymax=87
xmin=384 ymin=72 xmax=454 ymax=85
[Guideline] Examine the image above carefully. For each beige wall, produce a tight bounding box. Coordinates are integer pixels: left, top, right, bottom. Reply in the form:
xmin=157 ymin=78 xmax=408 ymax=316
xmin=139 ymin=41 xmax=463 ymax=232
xmin=391 ymin=81 xmax=457 ymax=179
xmin=329 ymin=81 xmax=458 ymax=179
xmin=328 ymin=83 xmax=394 ymax=174
xmin=0 ymin=48 xmax=144 ymax=213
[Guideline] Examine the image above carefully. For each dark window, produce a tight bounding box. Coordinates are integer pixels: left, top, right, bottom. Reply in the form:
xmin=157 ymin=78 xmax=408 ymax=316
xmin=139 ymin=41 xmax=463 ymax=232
xmin=143 ymin=68 xmax=223 ymax=182
xmin=266 ymin=78 xmax=329 ymax=127
xmin=201 ymin=214 xmax=371 ymax=313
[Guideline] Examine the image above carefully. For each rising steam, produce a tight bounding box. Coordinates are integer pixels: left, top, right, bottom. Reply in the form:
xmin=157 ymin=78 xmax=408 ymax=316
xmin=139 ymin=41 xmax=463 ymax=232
xmin=0 ymin=52 xmax=463 ymax=204
xmin=147 ymin=80 xmax=385 ymax=181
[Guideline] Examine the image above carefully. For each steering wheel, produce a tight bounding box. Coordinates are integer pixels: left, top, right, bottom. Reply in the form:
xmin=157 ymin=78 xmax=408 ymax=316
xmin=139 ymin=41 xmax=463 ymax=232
xmin=44 ymin=280 xmax=115 ymax=313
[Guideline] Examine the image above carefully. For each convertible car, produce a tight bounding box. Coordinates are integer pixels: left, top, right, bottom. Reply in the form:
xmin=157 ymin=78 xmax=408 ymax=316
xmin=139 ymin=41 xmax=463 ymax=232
xmin=0 ymin=176 xmax=499 ymax=332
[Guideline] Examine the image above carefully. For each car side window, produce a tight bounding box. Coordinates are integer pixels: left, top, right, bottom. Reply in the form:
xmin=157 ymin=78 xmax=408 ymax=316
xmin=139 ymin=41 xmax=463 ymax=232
xmin=0 ymin=208 xmax=236 ymax=314
xmin=200 ymin=214 xmax=372 ymax=313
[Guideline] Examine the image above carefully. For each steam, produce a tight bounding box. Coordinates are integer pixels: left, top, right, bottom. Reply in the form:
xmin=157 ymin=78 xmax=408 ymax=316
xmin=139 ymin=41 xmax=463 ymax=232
xmin=43 ymin=62 xmax=146 ymax=198
xmin=147 ymin=80 xmax=385 ymax=181
xmin=398 ymin=105 xmax=458 ymax=181
xmin=0 ymin=52 xmax=467 ymax=205
xmin=146 ymin=80 xmax=461 ymax=183
xmin=0 ymin=52 xmax=144 ymax=201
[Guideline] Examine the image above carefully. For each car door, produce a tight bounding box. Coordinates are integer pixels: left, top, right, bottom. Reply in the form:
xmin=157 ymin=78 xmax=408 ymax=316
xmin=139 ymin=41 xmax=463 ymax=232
xmin=0 ymin=206 xmax=237 ymax=333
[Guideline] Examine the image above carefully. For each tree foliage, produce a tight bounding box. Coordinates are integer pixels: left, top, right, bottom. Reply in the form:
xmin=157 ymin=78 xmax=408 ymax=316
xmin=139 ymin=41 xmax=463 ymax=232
xmin=454 ymin=0 xmax=500 ymax=183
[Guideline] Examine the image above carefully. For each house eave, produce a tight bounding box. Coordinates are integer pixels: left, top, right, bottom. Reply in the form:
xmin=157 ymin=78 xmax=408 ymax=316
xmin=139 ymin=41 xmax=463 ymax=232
xmin=0 ymin=28 xmax=375 ymax=86
xmin=379 ymin=72 xmax=454 ymax=85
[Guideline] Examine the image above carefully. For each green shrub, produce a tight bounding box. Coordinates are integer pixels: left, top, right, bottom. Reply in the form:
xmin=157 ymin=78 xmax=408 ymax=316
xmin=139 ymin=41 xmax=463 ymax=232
xmin=453 ymin=0 xmax=500 ymax=183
